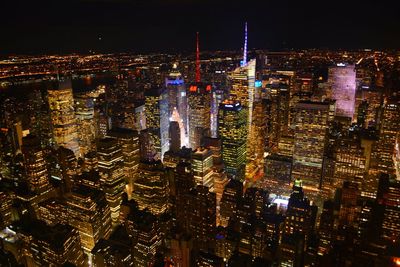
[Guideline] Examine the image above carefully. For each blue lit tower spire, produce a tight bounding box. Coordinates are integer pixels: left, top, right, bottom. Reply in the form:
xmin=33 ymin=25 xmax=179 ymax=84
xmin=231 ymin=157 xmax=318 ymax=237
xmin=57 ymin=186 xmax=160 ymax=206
xmin=241 ymin=22 xmax=248 ymax=67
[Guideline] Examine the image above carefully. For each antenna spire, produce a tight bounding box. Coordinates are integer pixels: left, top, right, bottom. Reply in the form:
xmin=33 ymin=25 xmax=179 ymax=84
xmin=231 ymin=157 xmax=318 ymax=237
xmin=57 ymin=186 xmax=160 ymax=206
xmin=242 ymin=22 xmax=248 ymax=67
xmin=195 ymin=32 xmax=201 ymax=82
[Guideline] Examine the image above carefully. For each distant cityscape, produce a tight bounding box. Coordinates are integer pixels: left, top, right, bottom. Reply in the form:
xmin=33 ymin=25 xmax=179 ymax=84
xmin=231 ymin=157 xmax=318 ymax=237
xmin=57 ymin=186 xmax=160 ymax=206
xmin=0 ymin=23 xmax=400 ymax=267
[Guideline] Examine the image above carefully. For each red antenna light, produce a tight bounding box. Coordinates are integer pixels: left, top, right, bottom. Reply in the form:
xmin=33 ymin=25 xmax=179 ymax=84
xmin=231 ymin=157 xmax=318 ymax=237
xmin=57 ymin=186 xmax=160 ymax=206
xmin=195 ymin=32 xmax=201 ymax=82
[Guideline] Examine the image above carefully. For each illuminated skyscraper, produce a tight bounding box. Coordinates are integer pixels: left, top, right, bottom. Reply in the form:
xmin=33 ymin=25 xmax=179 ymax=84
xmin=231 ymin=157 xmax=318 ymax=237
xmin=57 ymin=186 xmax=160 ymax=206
xmin=229 ymin=59 xmax=256 ymax=130
xmin=188 ymin=82 xmax=212 ymax=149
xmin=67 ymin=185 xmax=112 ymax=253
xmin=328 ymin=64 xmax=356 ymax=119
xmin=188 ymin=33 xmax=212 ymax=149
xmin=218 ymin=100 xmax=247 ymax=181
xmin=376 ymin=98 xmax=400 ymax=175
xmin=145 ymin=86 xmax=169 ymax=160
xmin=21 ymin=134 xmax=50 ymax=194
xmin=166 ymin=67 xmax=188 ymax=144
xmin=0 ymin=192 xmax=13 ymax=228
xmin=97 ymin=138 xmax=126 ymax=226
xmin=132 ymin=160 xmax=170 ymax=215
xmin=75 ymin=93 xmax=96 ymax=155
xmin=192 ymin=147 xmax=214 ymax=189
xmin=47 ymin=79 xmax=80 ymax=157
xmin=107 ymin=128 xmax=140 ymax=197
xmin=130 ymin=210 xmax=163 ymax=267
xmin=334 ymin=135 xmax=366 ymax=189
xmin=292 ymin=101 xmax=329 ymax=191
xmin=376 ymin=174 xmax=400 ymax=242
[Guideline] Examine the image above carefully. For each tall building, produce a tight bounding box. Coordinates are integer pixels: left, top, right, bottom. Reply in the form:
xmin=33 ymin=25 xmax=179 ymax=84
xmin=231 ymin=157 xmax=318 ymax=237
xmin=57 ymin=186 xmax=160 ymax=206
xmin=132 ymin=160 xmax=170 ymax=215
xmin=376 ymin=98 xmax=400 ymax=175
xmin=97 ymin=138 xmax=126 ymax=226
xmin=124 ymin=209 xmax=163 ymax=267
xmin=21 ymin=134 xmax=50 ymax=194
xmin=192 ymin=147 xmax=214 ymax=189
xmin=0 ymin=192 xmax=13 ymax=228
xmin=334 ymin=135 xmax=366 ymax=189
xmin=292 ymin=101 xmax=329 ymax=191
xmin=144 ymin=86 xmax=169 ymax=160
xmin=376 ymin=174 xmax=400 ymax=242
xmin=176 ymin=185 xmax=217 ymax=251
xmin=328 ymin=64 xmax=356 ymax=119
xmin=188 ymin=82 xmax=212 ymax=149
xmin=47 ymin=79 xmax=80 ymax=157
xmin=280 ymin=180 xmax=317 ymax=267
xmin=219 ymin=180 xmax=243 ymax=227
xmin=218 ymin=100 xmax=248 ymax=181
xmin=229 ymin=59 xmax=256 ymax=134
xmin=75 ymin=93 xmax=96 ymax=155
xmin=67 ymin=185 xmax=112 ymax=253
xmin=107 ymin=128 xmax=140 ymax=197
xmin=188 ymin=33 xmax=212 ymax=149
xmin=166 ymin=67 xmax=188 ymax=145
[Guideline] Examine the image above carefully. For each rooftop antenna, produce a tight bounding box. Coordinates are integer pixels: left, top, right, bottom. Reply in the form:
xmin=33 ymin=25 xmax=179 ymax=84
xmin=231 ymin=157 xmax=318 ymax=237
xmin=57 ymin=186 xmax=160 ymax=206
xmin=241 ymin=22 xmax=248 ymax=67
xmin=195 ymin=32 xmax=201 ymax=82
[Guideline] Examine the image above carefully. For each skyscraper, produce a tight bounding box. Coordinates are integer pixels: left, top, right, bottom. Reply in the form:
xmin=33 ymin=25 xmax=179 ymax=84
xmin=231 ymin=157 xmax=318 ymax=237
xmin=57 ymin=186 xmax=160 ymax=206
xmin=192 ymin=147 xmax=214 ymax=188
xmin=188 ymin=83 xmax=212 ymax=149
xmin=328 ymin=64 xmax=356 ymax=119
xmin=229 ymin=59 xmax=256 ymax=130
xmin=97 ymin=138 xmax=126 ymax=226
xmin=292 ymin=101 xmax=329 ymax=191
xmin=132 ymin=160 xmax=170 ymax=215
xmin=376 ymin=98 xmax=400 ymax=175
xmin=188 ymin=33 xmax=212 ymax=149
xmin=166 ymin=67 xmax=188 ymax=146
xmin=75 ymin=93 xmax=96 ymax=155
xmin=47 ymin=79 xmax=80 ymax=157
xmin=144 ymin=86 xmax=169 ymax=160
xmin=67 ymin=185 xmax=112 ymax=253
xmin=107 ymin=128 xmax=140 ymax=197
xmin=218 ymin=100 xmax=248 ymax=181
xmin=21 ymin=134 xmax=50 ymax=194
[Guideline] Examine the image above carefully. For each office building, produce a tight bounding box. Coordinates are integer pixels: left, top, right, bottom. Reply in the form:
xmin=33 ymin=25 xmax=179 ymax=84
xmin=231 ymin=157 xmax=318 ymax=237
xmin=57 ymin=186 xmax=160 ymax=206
xmin=328 ymin=64 xmax=356 ymax=119
xmin=47 ymin=79 xmax=80 ymax=157
xmin=292 ymin=101 xmax=329 ymax=191
xmin=97 ymin=138 xmax=126 ymax=226
xmin=192 ymin=147 xmax=214 ymax=188
xmin=145 ymin=86 xmax=169 ymax=160
xmin=132 ymin=160 xmax=170 ymax=215
xmin=218 ymin=100 xmax=248 ymax=181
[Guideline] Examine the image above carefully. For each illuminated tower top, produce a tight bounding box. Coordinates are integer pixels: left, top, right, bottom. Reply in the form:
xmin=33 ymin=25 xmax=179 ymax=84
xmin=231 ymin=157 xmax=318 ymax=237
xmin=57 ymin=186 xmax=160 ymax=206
xmin=196 ymin=32 xmax=201 ymax=82
xmin=241 ymin=22 xmax=248 ymax=67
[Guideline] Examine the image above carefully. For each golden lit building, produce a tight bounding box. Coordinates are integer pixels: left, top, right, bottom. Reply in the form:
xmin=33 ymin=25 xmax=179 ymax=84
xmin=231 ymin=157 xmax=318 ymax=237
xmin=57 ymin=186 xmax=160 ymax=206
xmin=132 ymin=160 xmax=170 ymax=215
xmin=97 ymin=138 xmax=126 ymax=226
xmin=192 ymin=147 xmax=214 ymax=189
xmin=48 ymin=79 xmax=80 ymax=157
xmin=218 ymin=100 xmax=248 ymax=181
xmin=292 ymin=101 xmax=329 ymax=191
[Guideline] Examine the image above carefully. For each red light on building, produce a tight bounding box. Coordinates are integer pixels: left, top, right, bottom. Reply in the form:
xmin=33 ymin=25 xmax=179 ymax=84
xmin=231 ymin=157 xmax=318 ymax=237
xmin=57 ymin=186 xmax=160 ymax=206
xmin=206 ymin=85 xmax=211 ymax=91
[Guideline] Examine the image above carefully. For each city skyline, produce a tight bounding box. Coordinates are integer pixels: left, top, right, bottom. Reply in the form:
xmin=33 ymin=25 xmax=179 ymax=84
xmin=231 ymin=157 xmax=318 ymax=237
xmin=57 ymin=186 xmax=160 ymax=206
xmin=1 ymin=2 xmax=400 ymax=267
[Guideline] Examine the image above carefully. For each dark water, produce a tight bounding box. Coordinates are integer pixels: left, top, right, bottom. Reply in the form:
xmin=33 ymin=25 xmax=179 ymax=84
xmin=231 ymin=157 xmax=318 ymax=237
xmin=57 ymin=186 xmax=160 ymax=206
xmin=0 ymin=73 xmax=117 ymax=99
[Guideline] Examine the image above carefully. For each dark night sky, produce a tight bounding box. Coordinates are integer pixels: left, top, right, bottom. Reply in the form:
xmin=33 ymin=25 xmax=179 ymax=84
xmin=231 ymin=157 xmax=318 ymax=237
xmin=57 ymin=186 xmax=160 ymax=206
xmin=1 ymin=0 xmax=399 ymax=55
